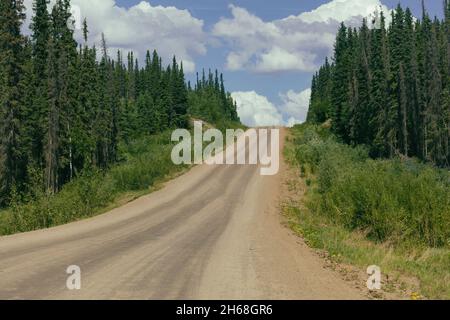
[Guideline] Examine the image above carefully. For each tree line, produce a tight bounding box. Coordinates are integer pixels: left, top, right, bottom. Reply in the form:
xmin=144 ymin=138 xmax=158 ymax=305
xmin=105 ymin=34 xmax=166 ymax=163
xmin=0 ymin=0 xmax=239 ymax=206
xmin=307 ymin=1 xmax=450 ymax=167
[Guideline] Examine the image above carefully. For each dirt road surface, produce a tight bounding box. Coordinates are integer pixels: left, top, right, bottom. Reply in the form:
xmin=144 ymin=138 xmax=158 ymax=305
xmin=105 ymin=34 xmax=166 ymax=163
xmin=0 ymin=129 xmax=364 ymax=299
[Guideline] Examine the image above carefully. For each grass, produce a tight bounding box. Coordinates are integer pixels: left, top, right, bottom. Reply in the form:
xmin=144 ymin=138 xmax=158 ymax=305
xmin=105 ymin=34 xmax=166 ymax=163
xmin=0 ymin=131 xmax=190 ymax=236
xmin=284 ymin=123 xmax=450 ymax=299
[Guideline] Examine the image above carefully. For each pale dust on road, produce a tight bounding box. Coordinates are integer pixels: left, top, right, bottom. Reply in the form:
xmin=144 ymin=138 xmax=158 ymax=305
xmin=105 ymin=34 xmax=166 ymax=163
xmin=0 ymin=128 xmax=364 ymax=300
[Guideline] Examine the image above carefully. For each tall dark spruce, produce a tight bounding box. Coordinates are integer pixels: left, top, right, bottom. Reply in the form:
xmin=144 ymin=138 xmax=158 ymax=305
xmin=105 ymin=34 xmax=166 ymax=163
xmin=308 ymin=2 xmax=450 ymax=167
xmin=0 ymin=0 xmax=26 ymax=204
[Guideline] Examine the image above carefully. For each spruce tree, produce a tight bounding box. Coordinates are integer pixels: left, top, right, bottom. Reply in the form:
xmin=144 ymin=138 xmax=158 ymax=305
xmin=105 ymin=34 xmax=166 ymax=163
xmin=330 ymin=23 xmax=351 ymax=141
xmin=0 ymin=0 xmax=26 ymax=204
xmin=308 ymin=2 xmax=449 ymax=166
xmin=28 ymin=0 xmax=50 ymax=166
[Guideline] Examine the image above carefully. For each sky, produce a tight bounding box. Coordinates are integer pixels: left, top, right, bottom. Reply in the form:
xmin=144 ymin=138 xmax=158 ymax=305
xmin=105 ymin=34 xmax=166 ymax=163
xmin=22 ymin=0 xmax=446 ymax=127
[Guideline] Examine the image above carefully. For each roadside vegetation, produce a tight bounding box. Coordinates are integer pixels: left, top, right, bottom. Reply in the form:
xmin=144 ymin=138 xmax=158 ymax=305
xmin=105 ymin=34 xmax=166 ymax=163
xmin=293 ymin=2 xmax=450 ymax=299
xmin=284 ymin=124 xmax=450 ymax=299
xmin=0 ymin=0 xmax=243 ymax=235
xmin=0 ymin=118 xmax=244 ymax=236
xmin=0 ymin=131 xmax=186 ymax=235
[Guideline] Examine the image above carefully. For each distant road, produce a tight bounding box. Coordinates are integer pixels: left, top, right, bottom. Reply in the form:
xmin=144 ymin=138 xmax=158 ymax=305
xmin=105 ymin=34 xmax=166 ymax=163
xmin=0 ymin=129 xmax=363 ymax=299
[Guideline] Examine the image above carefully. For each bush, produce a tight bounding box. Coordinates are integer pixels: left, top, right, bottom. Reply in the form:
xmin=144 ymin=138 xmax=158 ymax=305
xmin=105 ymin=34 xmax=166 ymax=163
xmin=291 ymin=124 xmax=450 ymax=248
xmin=0 ymin=131 xmax=185 ymax=236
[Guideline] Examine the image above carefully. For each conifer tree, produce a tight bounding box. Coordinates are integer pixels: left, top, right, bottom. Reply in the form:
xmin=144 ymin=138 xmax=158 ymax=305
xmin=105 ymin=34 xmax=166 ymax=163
xmin=308 ymin=2 xmax=450 ymax=166
xmin=27 ymin=0 xmax=50 ymax=166
xmin=0 ymin=0 xmax=26 ymax=203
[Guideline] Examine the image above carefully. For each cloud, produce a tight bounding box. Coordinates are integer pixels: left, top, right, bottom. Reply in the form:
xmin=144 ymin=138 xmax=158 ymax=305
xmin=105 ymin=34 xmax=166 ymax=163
xmin=279 ymin=88 xmax=312 ymax=126
xmin=23 ymin=0 xmax=206 ymax=72
xmin=231 ymin=91 xmax=283 ymax=127
xmin=232 ymin=88 xmax=311 ymax=127
xmin=213 ymin=0 xmax=391 ymax=73
xmin=254 ymin=47 xmax=316 ymax=73
xmin=297 ymin=0 xmax=389 ymax=24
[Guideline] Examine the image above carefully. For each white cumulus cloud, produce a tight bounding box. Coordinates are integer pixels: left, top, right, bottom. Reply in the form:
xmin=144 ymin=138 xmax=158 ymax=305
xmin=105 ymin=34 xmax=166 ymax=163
xmin=23 ymin=0 xmax=206 ymax=72
xmin=279 ymin=88 xmax=312 ymax=126
xmin=231 ymin=91 xmax=283 ymax=127
xmin=213 ymin=0 xmax=391 ymax=73
xmin=297 ymin=0 xmax=389 ymax=24
xmin=232 ymin=88 xmax=311 ymax=127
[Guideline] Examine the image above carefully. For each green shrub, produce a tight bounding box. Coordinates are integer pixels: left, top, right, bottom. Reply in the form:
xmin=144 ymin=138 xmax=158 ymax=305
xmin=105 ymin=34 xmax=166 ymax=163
xmin=0 ymin=131 xmax=185 ymax=236
xmin=291 ymin=124 xmax=450 ymax=248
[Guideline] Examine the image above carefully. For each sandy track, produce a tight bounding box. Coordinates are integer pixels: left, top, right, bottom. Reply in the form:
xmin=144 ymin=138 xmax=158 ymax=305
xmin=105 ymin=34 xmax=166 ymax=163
xmin=0 ymin=129 xmax=364 ymax=300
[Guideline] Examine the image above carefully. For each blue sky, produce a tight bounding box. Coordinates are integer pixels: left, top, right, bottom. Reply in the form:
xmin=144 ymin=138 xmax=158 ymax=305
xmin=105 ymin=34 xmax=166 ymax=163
xmin=23 ymin=0 xmax=447 ymax=126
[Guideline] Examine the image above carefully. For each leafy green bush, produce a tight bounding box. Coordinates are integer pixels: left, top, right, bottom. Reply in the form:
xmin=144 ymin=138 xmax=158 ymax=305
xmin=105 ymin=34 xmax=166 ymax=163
xmin=291 ymin=124 xmax=450 ymax=248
